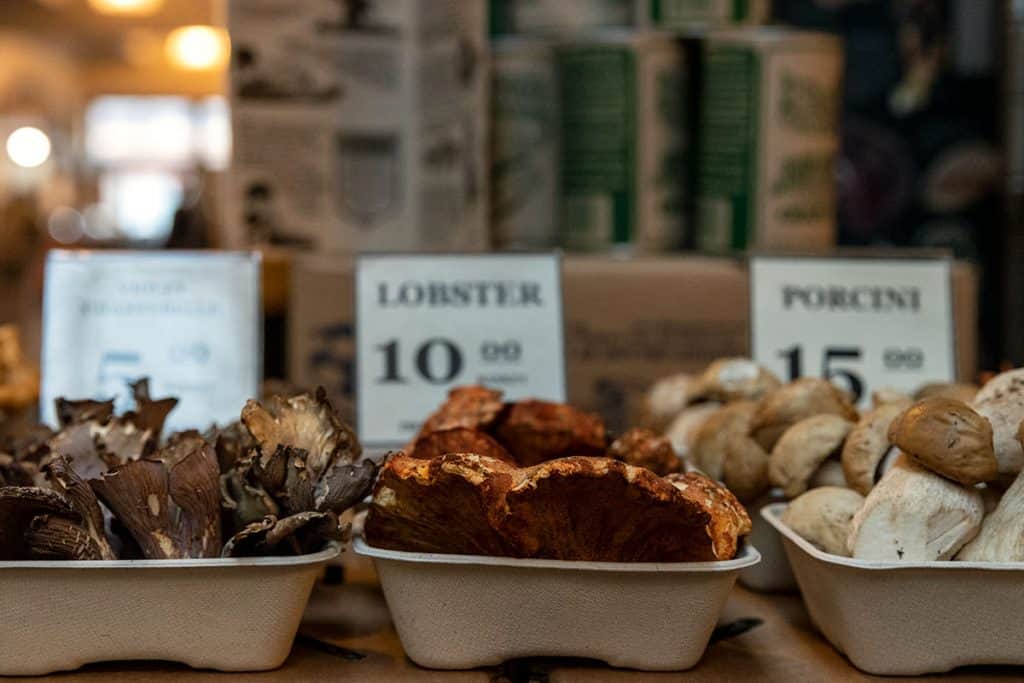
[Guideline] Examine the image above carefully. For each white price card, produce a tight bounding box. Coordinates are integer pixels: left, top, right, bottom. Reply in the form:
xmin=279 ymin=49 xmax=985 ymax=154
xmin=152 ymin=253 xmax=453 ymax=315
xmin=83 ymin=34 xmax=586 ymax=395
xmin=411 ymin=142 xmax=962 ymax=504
xmin=41 ymin=250 xmax=262 ymax=432
xmin=750 ymin=256 xmax=955 ymax=406
xmin=356 ymin=253 xmax=566 ymax=446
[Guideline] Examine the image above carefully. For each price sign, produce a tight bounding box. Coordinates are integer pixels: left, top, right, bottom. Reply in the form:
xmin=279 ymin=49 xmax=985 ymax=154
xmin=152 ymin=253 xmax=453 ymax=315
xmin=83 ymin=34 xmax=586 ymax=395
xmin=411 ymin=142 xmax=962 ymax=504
xmin=41 ymin=250 xmax=261 ymax=431
xmin=356 ymin=253 xmax=566 ymax=446
xmin=750 ymin=256 xmax=955 ymax=405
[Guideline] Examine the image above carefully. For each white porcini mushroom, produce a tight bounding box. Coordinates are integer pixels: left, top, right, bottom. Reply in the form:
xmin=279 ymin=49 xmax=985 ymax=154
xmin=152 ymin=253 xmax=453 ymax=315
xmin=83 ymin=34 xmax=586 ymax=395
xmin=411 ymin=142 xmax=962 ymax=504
xmin=872 ymin=388 xmax=913 ymax=408
xmin=691 ymin=402 xmax=770 ymax=502
xmin=769 ymin=414 xmax=854 ymax=499
xmin=958 ymin=421 xmax=1024 ymax=561
xmin=972 ymin=369 xmax=1024 ymax=477
xmin=841 ymin=403 xmax=908 ymax=495
xmin=692 ymin=358 xmax=781 ymax=403
xmin=750 ymin=378 xmax=859 ymax=451
xmin=664 ymin=402 xmax=722 ymax=463
xmin=809 ymin=460 xmax=848 ymax=489
xmin=641 ymin=373 xmax=696 ymax=432
xmin=916 ymin=382 xmax=979 ymax=404
xmin=888 ymin=397 xmax=997 ymax=486
xmin=848 ymin=455 xmax=984 ymax=561
xmin=782 ymin=486 xmax=865 ymax=557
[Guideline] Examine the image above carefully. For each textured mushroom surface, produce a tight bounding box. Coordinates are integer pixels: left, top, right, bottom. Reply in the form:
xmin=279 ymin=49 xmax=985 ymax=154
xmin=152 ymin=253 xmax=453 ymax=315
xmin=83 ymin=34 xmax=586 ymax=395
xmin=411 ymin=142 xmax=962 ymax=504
xmin=665 ymin=471 xmax=751 ymax=560
xmin=888 ymin=398 xmax=997 ymax=485
xmin=490 ymin=400 xmax=607 ymax=467
xmin=782 ymin=487 xmax=864 ymax=557
xmin=412 ymin=385 xmax=505 ymax=441
xmin=848 ymin=456 xmax=983 ymax=561
xmin=972 ymin=369 xmax=1024 ymax=476
xmin=664 ymin=402 xmax=721 ymax=462
xmin=841 ymin=403 xmax=907 ymax=495
xmin=691 ymin=401 xmax=770 ymax=502
xmin=408 ymin=427 xmax=515 ymax=465
xmin=365 ymin=452 xmax=741 ymax=562
xmin=606 ymin=428 xmax=682 ymax=476
xmin=640 ymin=372 xmax=696 ymax=432
xmin=958 ymin=468 xmax=1024 ymax=561
xmin=693 ymin=358 xmax=781 ymax=403
xmin=769 ymin=414 xmax=854 ymax=498
xmin=750 ymin=378 xmax=859 ymax=451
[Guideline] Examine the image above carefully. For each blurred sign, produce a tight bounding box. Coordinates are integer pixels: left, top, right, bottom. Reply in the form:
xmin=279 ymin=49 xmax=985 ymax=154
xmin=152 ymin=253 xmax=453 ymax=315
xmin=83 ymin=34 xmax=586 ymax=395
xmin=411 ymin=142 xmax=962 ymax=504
xmin=750 ymin=256 xmax=955 ymax=405
xmin=356 ymin=253 xmax=566 ymax=446
xmin=41 ymin=250 xmax=261 ymax=432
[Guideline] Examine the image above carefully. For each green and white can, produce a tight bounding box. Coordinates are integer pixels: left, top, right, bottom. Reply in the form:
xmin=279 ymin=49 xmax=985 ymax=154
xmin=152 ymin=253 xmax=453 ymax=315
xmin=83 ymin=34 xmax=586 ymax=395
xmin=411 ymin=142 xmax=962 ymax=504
xmin=491 ymin=0 xmax=632 ymax=36
xmin=556 ymin=31 xmax=688 ymax=251
xmin=637 ymin=0 xmax=771 ymax=30
xmin=490 ymin=37 xmax=559 ymax=248
xmin=696 ymin=28 xmax=842 ymax=253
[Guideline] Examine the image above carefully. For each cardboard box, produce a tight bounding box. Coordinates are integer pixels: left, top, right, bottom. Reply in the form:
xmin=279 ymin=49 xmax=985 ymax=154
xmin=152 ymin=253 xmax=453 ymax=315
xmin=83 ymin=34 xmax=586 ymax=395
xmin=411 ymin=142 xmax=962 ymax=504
xmin=225 ymin=0 xmax=489 ymax=252
xmin=288 ymin=254 xmax=978 ymax=432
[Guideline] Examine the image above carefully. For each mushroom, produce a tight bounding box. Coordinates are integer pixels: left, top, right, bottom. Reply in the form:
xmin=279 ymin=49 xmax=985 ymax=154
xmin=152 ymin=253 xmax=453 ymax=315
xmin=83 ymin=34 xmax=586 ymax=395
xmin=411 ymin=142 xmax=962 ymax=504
xmin=490 ymin=400 xmax=607 ymax=467
xmin=871 ymin=388 xmax=912 ymax=407
xmin=222 ymin=511 xmax=346 ymax=558
xmin=692 ymin=358 xmax=781 ymax=403
xmin=971 ymin=369 xmax=1024 ymax=476
xmin=408 ymin=427 xmax=516 ymax=465
xmin=691 ymin=401 xmax=770 ymax=501
xmin=241 ymin=389 xmax=376 ymax=515
xmin=847 ymin=455 xmax=984 ymax=561
xmin=888 ymin=397 xmax=997 ymax=485
xmin=750 ymin=378 xmax=859 ymax=451
xmin=809 ymin=459 xmax=848 ymax=489
xmin=916 ymin=382 xmax=980 ymax=404
xmin=640 ymin=373 xmax=697 ymax=432
xmin=769 ymin=414 xmax=854 ymax=498
xmin=957 ymin=421 xmax=1024 ymax=561
xmin=841 ymin=403 xmax=908 ymax=495
xmin=782 ymin=487 xmax=865 ymax=557
xmin=607 ymin=428 xmax=682 ymax=476
xmin=90 ymin=441 xmax=222 ymax=559
xmin=664 ymin=402 xmax=721 ymax=463
xmin=42 ymin=456 xmax=116 ymax=560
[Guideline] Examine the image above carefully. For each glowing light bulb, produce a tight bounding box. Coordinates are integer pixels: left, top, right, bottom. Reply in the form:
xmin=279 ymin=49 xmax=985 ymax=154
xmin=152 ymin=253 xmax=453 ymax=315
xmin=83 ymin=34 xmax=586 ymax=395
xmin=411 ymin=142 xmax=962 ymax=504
xmin=87 ymin=0 xmax=163 ymax=16
xmin=165 ymin=26 xmax=229 ymax=71
xmin=6 ymin=127 xmax=51 ymax=169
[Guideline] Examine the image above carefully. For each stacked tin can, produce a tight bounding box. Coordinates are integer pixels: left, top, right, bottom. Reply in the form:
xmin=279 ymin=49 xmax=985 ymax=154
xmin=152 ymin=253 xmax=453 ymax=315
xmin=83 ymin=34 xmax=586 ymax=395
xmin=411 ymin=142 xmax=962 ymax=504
xmin=488 ymin=0 xmax=842 ymax=254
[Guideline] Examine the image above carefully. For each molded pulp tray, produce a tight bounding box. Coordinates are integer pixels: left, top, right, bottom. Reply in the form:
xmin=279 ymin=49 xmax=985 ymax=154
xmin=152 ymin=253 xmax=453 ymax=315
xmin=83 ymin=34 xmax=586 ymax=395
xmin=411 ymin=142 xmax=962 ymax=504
xmin=0 ymin=544 xmax=339 ymax=676
xmin=738 ymin=491 xmax=797 ymax=593
xmin=764 ymin=503 xmax=1024 ymax=675
xmin=354 ymin=538 xmax=760 ymax=671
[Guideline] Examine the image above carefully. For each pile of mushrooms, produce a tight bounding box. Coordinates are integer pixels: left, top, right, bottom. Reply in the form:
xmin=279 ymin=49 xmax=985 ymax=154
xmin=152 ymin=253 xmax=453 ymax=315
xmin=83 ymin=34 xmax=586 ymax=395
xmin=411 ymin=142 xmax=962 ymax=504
xmin=643 ymin=359 xmax=1024 ymax=562
xmin=0 ymin=381 xmax=375 ymax=560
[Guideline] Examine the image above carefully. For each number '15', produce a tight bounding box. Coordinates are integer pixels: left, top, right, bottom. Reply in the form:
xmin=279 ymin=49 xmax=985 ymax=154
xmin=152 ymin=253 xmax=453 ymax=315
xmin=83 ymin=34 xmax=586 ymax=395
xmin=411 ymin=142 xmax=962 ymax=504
xmin=778 ymin=345 xmax=865 ymax=403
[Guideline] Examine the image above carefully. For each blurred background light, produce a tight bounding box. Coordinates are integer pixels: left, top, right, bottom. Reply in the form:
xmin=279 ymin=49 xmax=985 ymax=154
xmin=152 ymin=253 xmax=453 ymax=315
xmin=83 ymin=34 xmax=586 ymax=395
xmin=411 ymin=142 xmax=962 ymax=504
xmin=87 ymin=0 xmax=164 ymax=16
xmin=6 ymin=126 xmax=51 ymax=169
xmin=47 ymin=206 xmax=85 ymax=244
xmin=165 ymin=26 xmax=229 ymax=71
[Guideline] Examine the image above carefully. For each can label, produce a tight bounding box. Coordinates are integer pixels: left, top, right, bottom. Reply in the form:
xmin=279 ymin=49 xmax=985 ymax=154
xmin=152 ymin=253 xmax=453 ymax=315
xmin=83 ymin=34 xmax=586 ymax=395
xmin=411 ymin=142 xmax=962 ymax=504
xmin=491 ymin=44 xmax=559 ymax=247
xmin=642 ymin=0 xmax=769 ymax=27
xmin=697 ymin=38 xmax=840 ymax=251
xmin=494 ymin=0 xmax=632 ymax=35
xmin=558 ymin=40 xmax=686 ymax=250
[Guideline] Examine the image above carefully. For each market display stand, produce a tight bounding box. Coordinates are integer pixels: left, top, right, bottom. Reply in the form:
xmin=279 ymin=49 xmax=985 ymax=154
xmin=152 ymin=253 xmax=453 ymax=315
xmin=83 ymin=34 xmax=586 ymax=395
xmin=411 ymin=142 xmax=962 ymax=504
xmin=25 ymin=570 xmax=1017 ymax=681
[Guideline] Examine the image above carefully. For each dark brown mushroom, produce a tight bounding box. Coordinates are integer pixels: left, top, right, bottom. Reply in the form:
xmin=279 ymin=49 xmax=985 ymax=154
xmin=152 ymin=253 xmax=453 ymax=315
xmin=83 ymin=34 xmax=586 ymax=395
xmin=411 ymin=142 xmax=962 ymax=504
xmin=43 ymin=456 xmax=116 ymax=560
xmin=0 ymin=487 xmax=73 ymax=559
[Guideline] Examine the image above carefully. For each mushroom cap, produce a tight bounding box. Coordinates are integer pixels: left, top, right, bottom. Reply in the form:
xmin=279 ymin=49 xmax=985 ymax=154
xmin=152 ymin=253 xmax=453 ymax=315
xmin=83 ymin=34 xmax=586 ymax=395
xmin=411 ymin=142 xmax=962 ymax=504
xmin=665 ymin=471 xmax=751 ymax=560
xmin=972 ymin=369 xmax=1024 ymax=476
xmin=664 ymin=402 xmax=721 ymax=462
xmin=916 ymin=382 xmax=980 ymax=404
xmin=782 ymin=486 xmax=865 ymax=556
xmin=691 ymin=401 xmax=770 ymax=501
xmin=490 ymin=400 xmax=607 ymax=467
xmin=809 ymin=459 xmax=848 ymax=489
xmin=848 ymin=455 xmax=984 ymax=561
xmin=769 ymin=414 xmax=854 ymax=499
xmin=871 ymin=388 xmax=912 ymax=408
xmin=606 ymin=428 xmax=682 ymax=476
xmin=841 ymin=403 xmax=907 ymax=495
xmin=693 ymin=358 xmax=781 ymax=404
xmin=640 ymin=373 xmax=697 ymax=432
xmin=750 ymin=378 xmax=859 ymax=451
xmin=958 ymin=468 xmax=1024 ymax=561
xmin=889 ymin=397 xmax=997 ymax=485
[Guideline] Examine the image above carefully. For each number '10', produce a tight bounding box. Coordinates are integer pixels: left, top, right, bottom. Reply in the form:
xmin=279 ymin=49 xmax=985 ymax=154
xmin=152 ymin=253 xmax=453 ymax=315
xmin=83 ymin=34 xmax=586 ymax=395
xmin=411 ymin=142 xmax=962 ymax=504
xmin=376 ymin=338 xmax=464 ymax=384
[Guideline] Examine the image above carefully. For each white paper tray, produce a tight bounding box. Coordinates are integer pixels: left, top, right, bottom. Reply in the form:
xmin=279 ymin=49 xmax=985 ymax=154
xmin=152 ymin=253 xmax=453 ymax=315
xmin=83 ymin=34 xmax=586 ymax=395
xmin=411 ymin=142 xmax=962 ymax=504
xmin=764 ymin=503 xmax=1024 ymax=675
xmin=0 ymin=545 xmax=339 ymax=676
xmin=738 ymin=491 xmax=797 ymax=592
xmin=355 ymin=537 xmax=760 ymax=671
